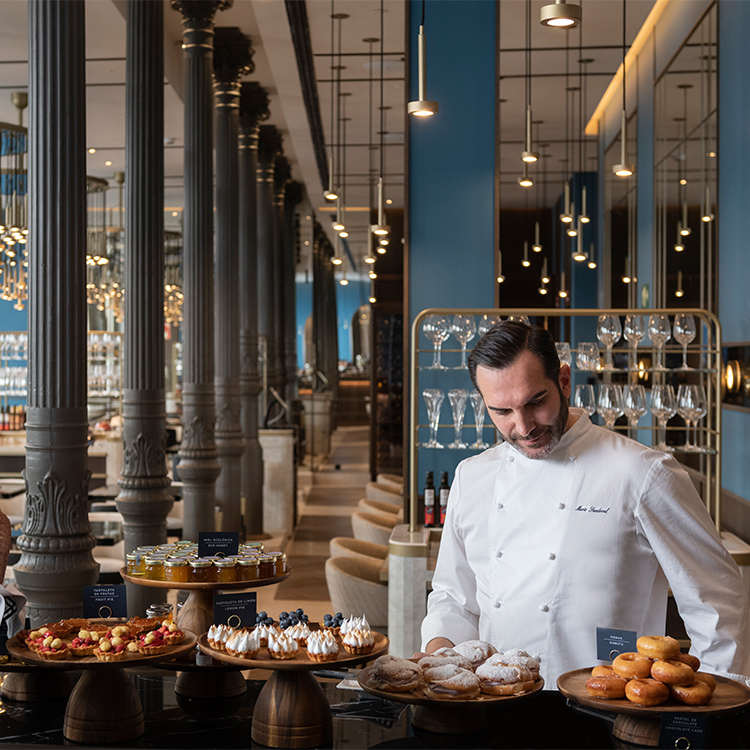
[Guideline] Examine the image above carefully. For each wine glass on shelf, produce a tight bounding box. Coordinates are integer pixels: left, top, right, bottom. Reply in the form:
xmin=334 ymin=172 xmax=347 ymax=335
xmin=555 ymin=342 xmax=572 ymax=369
xmin=448 ymin=389 xmax=469 ymax=449
xmin=573 ymin=384 xmax=596 ymax=417
xmin=597 ymin=315 xmax=622 ymax=370
xmin=648 ymin=314 xmax=671 ymax=370
xmin=450 ymin=315 xmax=477 ymax=370
xmin=469 ymin=391 xmax=489 ymax=449
xmin=597 ymin=384 xmax=624 ymax=430
xmin=422 ymin=388 xmax=445 ymax=448
xmin=691 ymin=385 xmax=708 ymax=452
xmin=623 ymin=314 xmax=647 ymax=372
xmin=673 ymin=314 xmax=697 ymax=370
xmin=622 ymin=384 xmax=648 ymax=428
xmin=422 ymin=315 xmax=450 ymax=370
xmin=677 ymin=384 xmax=707 ymax=451
xmin=477 ymin=315 xmax=501 ymax=337
xmin=576 ymin=342 xmax=600 ymax=371
xmin=650 ymin=384 xmax=677 ymax=451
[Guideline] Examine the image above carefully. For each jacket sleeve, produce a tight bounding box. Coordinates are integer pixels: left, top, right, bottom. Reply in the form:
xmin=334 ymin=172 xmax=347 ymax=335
xmin=635 ymin=454 xmax=750 ymax=682
xmin=421 ymin=460 xmax=481 ymax=650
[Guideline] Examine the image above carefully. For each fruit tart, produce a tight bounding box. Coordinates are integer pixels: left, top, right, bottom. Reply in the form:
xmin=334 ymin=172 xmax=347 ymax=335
xmin=37 ymin=635 xmax=69 ymax=660
xmin=94 ymin=637 xmax=128 ymax=662
xmin=126 ymin=616 xmax=162 ymax=635
xmin=136 ymin=628 xmax=169 ymax=655
xmin=24 ymin=629 xmax=47 ymax=652
xmin=105 ymin=624 xmax=135 ymax=642
xmin=155 ymin=621 xmax=185 ymax=645
xmin=69 ymin=629 xmax=100 ymax=656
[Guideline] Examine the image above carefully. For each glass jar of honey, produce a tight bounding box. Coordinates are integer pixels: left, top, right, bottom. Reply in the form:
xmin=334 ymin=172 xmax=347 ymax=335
xmin=237 ymin=557 xmax=260 ymax=581
xmin=126 ymin=552 xmax=145 ymax=576
xmin=214 ymin=559 xmax=237 ymax=583
xmin=274 ymin=553 xmax=287 ymax=576
xmin=164 ymin=558 xmax=189 ymax=583
xmin=258 ymin=554 xmax=275 ymax=579
xmin=189 ymin=558 xmax=215 ymax=583
xmin=143 ymin=555 xmax=166 ymax=581
xmin=242 ymin=542 xmax=264 ymax=553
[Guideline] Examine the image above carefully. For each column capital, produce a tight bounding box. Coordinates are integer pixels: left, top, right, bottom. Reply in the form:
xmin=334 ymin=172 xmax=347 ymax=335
xmin=239 ymin=82 xmax=270 ymax=134
xmin=258 ymin=124 xmax=283 ymax=166
xmin=285 ymin=180 xmax=304 ymax=208
xmin=213 ymin=26 xmax=254 ymax=88
xmin=170 ymin=0 xmax=231 ymax=28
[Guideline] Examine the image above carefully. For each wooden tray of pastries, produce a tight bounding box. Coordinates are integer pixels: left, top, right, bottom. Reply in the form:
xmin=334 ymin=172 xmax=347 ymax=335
xmin=557 ymin=668 xmax=750 ymax=717
xmin=7 ymin=617 xmax=196 ymax=670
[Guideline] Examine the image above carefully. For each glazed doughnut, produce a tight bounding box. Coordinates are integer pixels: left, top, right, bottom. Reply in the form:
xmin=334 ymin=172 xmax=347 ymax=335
xmin=693 ymin=672 xmax=717 ymax=693
xmin=453 ymin=640 xmax=498 ymax=668
xmin=612 ymin=652 xmax=653 ymax=680
xmin=422 ymin=664 xmax=481 ymax=700
xmin=670 ymin=681 xmax=713 ymax=706
xmin=673 ymin=652 xmax=701 ymax=672
xmin=496 ymin=648 xmax=541 ymax=679
xmin=624 ymin=678 xmax=670 ymax=706
xmin=363 ymin=655 xmax=421 ymax=693
xmin=636 ymin=635 xmax=680 ymax=661
xmin=475 ymin=655 xmax=535 ymax=695
xmin=585 ymin=675 xmax=627 ymax=699
xmin=651 ymin=659 xmax=696 ymax=686
xmin=418 ymin=654 xmax=473 ymax=672
xmin=591 ymin=665 xmax=615 ymax=678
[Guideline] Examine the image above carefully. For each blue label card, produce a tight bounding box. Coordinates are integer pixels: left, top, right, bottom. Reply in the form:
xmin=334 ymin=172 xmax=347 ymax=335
xmin=213 ymin=592 xmax=257 ymax=629
xmin=659 ymin=713 xmax=709 ymax=749
xmin=198 ymin=532 xmax=239 ymax=558
xmin=82 ymin=585 xmax=128 ymax=618
xmin=596 ymin=627 xmax=638 ymax=661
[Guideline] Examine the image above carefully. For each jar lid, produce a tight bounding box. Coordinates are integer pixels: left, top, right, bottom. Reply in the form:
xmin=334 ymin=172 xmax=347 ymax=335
xmin=258 ymin=554 xmax=275 ymax=562
xmin=126 ymin=552 xmax=138 ymax=560
xmin=242 ymin=542 xmax=264 ymax=550
xmin=136 ymin=545 xmax=158 ymax=552
xmin=190 ymin=559 xmax=212 ymax=568
xmin=164 ymin=558 xmax=188 ymax=568
xmin=238 ymin=558 xmax=260 ymax=567
xmin=143 ymin=555 xmax=165 ymax=565
xmin=214 ymin=559 xmax=237 ymax=568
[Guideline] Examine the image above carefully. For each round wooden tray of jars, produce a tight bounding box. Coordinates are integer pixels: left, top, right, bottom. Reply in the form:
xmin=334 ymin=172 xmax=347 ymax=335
xmin=121 ymin=567 xmax=291 ymax=637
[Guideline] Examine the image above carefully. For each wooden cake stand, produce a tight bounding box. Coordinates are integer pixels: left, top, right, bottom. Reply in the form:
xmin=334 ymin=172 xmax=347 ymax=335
xmin=120 ymin=567 xmax=292 ymax=636
xmin=357 ymin=666 xmax=544 ymax=733
xmin=557 ymin=667 xmax=750 ymax=747
xmin=0 ymin=657 xmax=75 ymax=701
xmin=7 ymin=625 xmax=197 ymax=744
xmin=199 ymin=629 xmax=389 ymax=748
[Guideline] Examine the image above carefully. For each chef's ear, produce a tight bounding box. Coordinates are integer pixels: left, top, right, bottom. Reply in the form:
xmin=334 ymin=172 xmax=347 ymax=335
xmin=558 ymin=363 xmax=572 ymax=399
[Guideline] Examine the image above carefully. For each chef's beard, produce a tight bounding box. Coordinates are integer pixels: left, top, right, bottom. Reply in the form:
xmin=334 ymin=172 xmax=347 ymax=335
xmin=502 ymin=389 xmax=569 ymax=460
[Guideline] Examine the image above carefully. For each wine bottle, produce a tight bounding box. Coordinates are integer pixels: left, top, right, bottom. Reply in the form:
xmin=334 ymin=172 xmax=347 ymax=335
xmin=423 ymin=471 xmax=435 ymax=527
xmin=439 ymin=471 xmax=450 ymax=527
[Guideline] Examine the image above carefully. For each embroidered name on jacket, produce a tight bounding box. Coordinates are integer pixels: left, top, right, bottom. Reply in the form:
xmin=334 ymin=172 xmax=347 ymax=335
xmin=575 ymin=505 xmax=610 ymax=514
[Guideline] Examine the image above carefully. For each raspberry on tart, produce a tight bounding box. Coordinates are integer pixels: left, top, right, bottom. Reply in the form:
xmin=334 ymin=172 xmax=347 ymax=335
xmin=136 ymin=629 xmax=169 ymax=655
xmin=36 ymin=635 xmax=69 ymax=660
xmin=69 ymin=630 xmax=99 ymax=656
xmin=94 ymin=638 xmax=128 ymax=662
xmin=156 ymin=622 xmax=184 ymax=645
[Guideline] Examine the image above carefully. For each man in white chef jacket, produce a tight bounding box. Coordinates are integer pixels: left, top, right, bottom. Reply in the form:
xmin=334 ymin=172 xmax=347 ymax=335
xmin=421 ymin=321 xmax=750 ymax=688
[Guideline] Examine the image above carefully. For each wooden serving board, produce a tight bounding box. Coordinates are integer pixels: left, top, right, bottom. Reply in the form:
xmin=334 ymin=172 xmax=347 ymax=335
xmin=557 ymin=667 xmax=750 ymax=717
xmin=120 ymin=567 xmax=292 ymax=590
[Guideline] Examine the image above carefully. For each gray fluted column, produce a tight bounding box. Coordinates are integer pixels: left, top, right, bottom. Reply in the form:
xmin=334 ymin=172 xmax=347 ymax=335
xmin=272 ymin=156 xmax=290 ymax=399
xmin=116 ymin=0 xmax=173 ymax=617
xmin=15 ymin=0 xmax=98 ymax=625
xmin=283 ymin=181 xmax=303 ymax=406
xmin=239 ymin=83 xmax=269 ymax=537
xmin=172 ymin=0 xmax=231 ymax=540
xmin=257 ymin=125 xmax=282 ymax=423
xmin=213 ymin=28 xmax=253 ymax=534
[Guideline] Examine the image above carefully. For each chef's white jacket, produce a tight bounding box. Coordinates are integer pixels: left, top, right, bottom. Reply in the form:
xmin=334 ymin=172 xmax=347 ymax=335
xmin=422 ymin=410 xmax=750 ymax=687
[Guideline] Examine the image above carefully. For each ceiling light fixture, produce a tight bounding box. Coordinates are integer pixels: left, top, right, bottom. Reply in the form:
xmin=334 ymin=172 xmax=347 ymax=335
xmin=522 ymin=240 xmax=531 ymax=267
xmin=674 ymin=222 xmax=685 ymax=252
xmin=675 ymin=269 xmax=684 ymax=297
xmin=579 ymin=185 xmax=590 ymax=223
xmin=521 ymin=0 xmax=538 ymax=163
xmin=560 ymin=183 xmax=573 ymax=223
xmin=541 ymin=257 xmax=551 ymax=284
xmin=540 ymin=0 xmax=581 ymax=28
xmin=518 ymin=163 xmax=533 ymax=188
xmin=532 ymin=221 xmax=542 ymax=252
xmin=373 ymin=11 xmax=390 ymax=237
xmin=407 ymin=0 xmax=439 ymax=116
xmin=497 ymin=249 xmax=505 ymax=283
xmin=702 ymin=186 xmax=714 ymax=222
xmin=612 ymin=1 xmax=634 ymax=177
xmin=558 ymin=270 xmax=568 ymax=298
xmin=369 ymin=295 xmax=377 ymax=304
xmin=587 ymin=243 xmax=597 ymax=269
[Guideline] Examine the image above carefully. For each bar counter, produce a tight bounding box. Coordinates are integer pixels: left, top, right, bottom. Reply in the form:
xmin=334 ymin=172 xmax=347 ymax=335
xmin=0 ymin=665 xmax=748 ymax=749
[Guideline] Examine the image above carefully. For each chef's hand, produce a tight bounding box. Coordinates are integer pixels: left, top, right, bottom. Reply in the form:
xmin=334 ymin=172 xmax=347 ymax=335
xmin=412 ymin=637 xmax=455 ymax=659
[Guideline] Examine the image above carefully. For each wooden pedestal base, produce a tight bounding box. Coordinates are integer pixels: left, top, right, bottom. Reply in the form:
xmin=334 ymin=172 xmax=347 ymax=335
xmin=412 ymin=704 xmax=489 ymax=734
xmin=612 ymin=714 xmax=660 ymax=747
xmin=175 ymin=589 xmax=214 ymax=637
xmin=175 ymin=669 xmax=247 ymax=699
xmin=251 ymin=670 xmax=332 ymax=748
xmin=63 ymin=668 xmax=144 ymax=744
xmin=1 ymin=671 xmax=73 ymax=702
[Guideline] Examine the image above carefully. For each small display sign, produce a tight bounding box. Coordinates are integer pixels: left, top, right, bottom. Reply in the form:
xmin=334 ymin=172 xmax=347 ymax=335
xmin=659 ymin=713 xmax=709 ymax=749
xmin=83 ymin=584 xmax=128 ymax=618
xmin=596 ymin=627 xmax=637 ymax=661
xmin=198 ymin=532 xmax=239 ymax=558
xmin=213 ymin=592 xmax=257 ymax=629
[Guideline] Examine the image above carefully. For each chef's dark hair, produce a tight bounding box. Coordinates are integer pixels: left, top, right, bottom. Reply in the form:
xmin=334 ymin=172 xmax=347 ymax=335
xmin=467 ymin=321 xmax=560 ymax=392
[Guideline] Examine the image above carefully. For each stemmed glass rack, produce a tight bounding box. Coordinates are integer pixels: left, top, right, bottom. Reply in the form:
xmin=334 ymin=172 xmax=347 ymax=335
xmin=410 ymin=308 xmax=723 ymax=534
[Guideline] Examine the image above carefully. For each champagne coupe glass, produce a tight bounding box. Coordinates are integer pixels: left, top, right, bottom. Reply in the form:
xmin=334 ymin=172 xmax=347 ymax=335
xmin=624 ymin=314 xmax=647 ymax=372
xmin=576 ymin=342 xmax=600 ymax=371
xmin=469 ymin=391 xmax=489 ymax=449
xmin=422 ymin=388 xmax=445 ymax=448
xmin=597 ymin=315 xmax=622 ymax=370
xmin=555 ymin=342 xmax=572 ymax=368
xmin=622 ymin=384 xmax=648 ymax=428
xmin=448 ymin=389 xmax=469 ymax=449
xmin=574 ymin=384 xmax=596 ymax=417
xmin=451 ymin=315 xmax=477 ymax=369
xmin=650 ymin=384 xmax=677 ymax=451
xmin=422 ymin=315 xmax=450 ymax=370
xmin=597 ymin=384 xmax=624 ymax=430
xmin=477 ymin=315 xmax=501 ymax=337
xmin=673 ymin=313 xmax=697 ymax=370
xmin=648 ymin=314 xmax=671 ymax=370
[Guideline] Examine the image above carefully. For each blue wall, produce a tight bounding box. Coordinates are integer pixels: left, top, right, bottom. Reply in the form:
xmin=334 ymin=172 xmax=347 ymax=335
xmin=0 ymin=300 xmax=27 ymax=332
